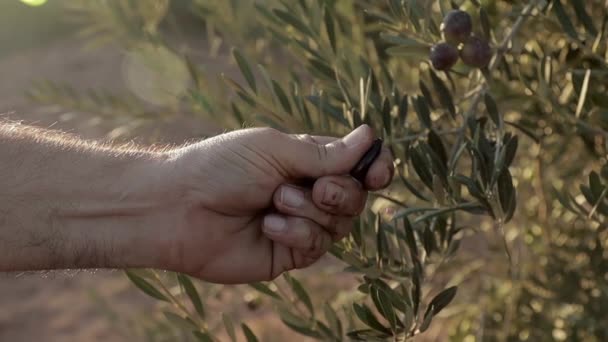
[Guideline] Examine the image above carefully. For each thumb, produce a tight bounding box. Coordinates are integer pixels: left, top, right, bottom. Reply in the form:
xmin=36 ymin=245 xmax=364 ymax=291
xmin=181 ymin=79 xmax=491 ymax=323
xmin=278 ymin=124 xmax=375 ymax=178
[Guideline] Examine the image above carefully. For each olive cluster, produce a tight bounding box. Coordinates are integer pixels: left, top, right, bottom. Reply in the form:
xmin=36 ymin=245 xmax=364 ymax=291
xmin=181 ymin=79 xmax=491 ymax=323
xmin=430 ymin=10 xmax=492 ymax=71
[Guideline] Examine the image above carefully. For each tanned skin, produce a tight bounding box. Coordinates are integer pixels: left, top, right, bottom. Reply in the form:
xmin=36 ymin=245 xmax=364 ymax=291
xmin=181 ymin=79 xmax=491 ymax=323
xmin=0 ymin=121 xmax=393 ymax=284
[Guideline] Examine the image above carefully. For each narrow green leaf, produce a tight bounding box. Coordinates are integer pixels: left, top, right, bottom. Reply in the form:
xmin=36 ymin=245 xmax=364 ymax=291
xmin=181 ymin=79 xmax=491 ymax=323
xmin=242 ymin=323 xmax=259 ymax=342
xmin=163 ymin=311 xmax=198 ymax=331
xmin=479 ymin=7 xmax=491 ymax=39
xmin=249 ymin=282 xmax=281 ymax=300
xmin=177 ymin=274 xmax=205 ymax=319
xmin=223 ymin=313 xmax=236 ymax=342
xmin=505 ymin=120 xmax=539 ymax=143
xmin=324 ymin=6 xmax=337 ymax=53
xmin=324 ymin=303 xmax=343 ymax=338
xmin=352 ymin=304 xmax=391 ymax=334
xmin=125 ymin=270 xmax=169 ymax=302
xmin=410 ymin=145 xmax=433 ymax=189
xmin=428 ymin=130 xmax=448 ymax=168
xmin=371 ymin=286 xmax=398 ymax=330
xmin=498 ymin=170 xmax=516 ymax=222
xmin=273 ymin=9 xmax=313 ymax=37
xmin=484 ymin=93 xmax=500 ymax=126
xmin=412 ymin=262 xmax=422 ymax=315
xmin=385 ymin=45 xmax=429 ymax=58
xmin=307 ymin=58 xmax=335 ymax=80
xmin=285 ymin=274 xmax=314 ymax=316
xmin=590 ymin=171 xmax=604 ymax=199
xmin=192 ymin=331 xmax=213 ymax=342
xmin=419 ymin=309 xmax=434 ymax=332
xmin=414 ymin=96 xmax=432 ymax=129
xmin=424 ymin=286 xmax=458 ymax=318
xmin=346 ymin=329 xmax=392 ymax=340
xmin=316 ymin=321 xmax=336 ymax=340
xmin=306 ymin=95 xmax=350 ymax=127
xmin=429 ymin=70 xmax=455 ymax=118
xmin=189 ymin=91 xmax=213 ymax=113
xmin=232 ymin=49 xmax=257 ymax=94
xmin=231 ymin=103 xmax=244 ymax=124
xmin=256 ymin=64 xmax=275 ymax=93
xmin=402 ymin=217 xmax=418 ymax=259
xmin=570 ymin=0 xmax=597 ymax=36
xmin=504 ymin=135 xmax=519 ymax=168
xmin=278 ymin=306 xmax=322 ymax=338
xmin=423 ymin=224 xmax=437 ymax=255
xmin=381 ymin=97 xmax=392 ymax=136
xmin=582 ymin=178 xmax=598 ymax=202
xmin=271 ymin=80 xmax=293 ymax=114
xmin=399 ymin=94 xmax=409 ymax=126
xmin=553 ymin=0 xmax=579 ymax=40
xmin=418 ymin=80 xmax=435 ymax=109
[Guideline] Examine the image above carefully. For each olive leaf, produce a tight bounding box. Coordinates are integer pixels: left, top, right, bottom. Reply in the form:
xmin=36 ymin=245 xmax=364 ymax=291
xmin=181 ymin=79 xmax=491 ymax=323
xmin=422 ymin=286 xmax=458 ymax=326
xmin=177 ymin=274 xmax=205 ymax=319
xmin=223 ymin=313 xmax=236 ymax=342
xmin=414 ymin=95 xmax=432 ymax=129
xmin=484 ymin=93 xmax=500 ymax=127
xmin=429 ymin=70 xmax=455 ymax=118
xmin=192 ymin=331 xmax=214 ymax=342
xmin=284 ymin=273 xmax=314 ymax=316
xmin=232 ymin=48 xmax=257 ymax=94
xmin=352 ymin=303 xmax=391 ymax=334
xmin=125 ymin=270 xmax=169 ymax=302
xmin=242 ymin=323 xmax=259 ymax=342
xmin=324 ymin=5 xmax=337 ymax=53
xmin=552 ymin=0 xmax=579 ymax=40
xmin=249 ymin=282 xmax=282 ymax=300
xmin=418 ymin=80 xmax=436 ymax=110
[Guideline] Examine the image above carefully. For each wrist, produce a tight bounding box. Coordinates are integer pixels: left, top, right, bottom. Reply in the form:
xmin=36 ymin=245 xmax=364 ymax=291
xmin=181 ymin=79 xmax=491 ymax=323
xmin=49 ymin=150 xmax=182 ymax=271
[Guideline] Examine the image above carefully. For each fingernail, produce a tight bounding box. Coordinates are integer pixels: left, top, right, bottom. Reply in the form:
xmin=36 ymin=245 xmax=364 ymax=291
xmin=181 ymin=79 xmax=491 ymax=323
xmin=263 ymin=215 xmax=287 ymax=234
xmin=322 ymin=182 xmax=345 ymax=206
xmin=281 ymin=186 xmax=304 ymax=208
xmin=342 ymin=125 xmax=369 ymax=148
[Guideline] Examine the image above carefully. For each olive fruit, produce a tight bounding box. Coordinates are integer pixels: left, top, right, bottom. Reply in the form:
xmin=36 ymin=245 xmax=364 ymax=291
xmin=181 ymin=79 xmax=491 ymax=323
xmin=298 ymin=138 xmax=383 ymax=189
xmin=350 ymin=138 xmax=383 ymax=184
xmin=441 ymin=10 xmax=473 ymax=44
xmin=460 ymin=36 xmax=492 ymax=68
xmin=429 ymin=42 xmax=459 ymax=71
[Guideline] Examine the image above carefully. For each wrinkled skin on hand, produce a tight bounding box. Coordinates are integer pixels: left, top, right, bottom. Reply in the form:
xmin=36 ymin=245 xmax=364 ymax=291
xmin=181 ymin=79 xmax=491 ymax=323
xmin=160 ymin=125 xmax=394 ymax=284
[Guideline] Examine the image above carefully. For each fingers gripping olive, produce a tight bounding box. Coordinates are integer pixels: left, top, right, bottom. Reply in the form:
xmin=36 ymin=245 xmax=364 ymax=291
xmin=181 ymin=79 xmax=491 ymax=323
xmin=350 ymin=138 xmax=383 ymax=185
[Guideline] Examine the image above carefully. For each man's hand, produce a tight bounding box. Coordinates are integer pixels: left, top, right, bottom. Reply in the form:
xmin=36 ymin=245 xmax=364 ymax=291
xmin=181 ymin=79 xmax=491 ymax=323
xmin=160 ymin=124 xmax=393 ymax=283
xmin=0 ymin=121 xmax=393 ymax=284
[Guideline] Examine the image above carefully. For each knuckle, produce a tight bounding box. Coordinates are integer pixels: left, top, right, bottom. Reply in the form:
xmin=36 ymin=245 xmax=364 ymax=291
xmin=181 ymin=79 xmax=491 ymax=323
xmin=316 ymin=143 xmax=329 ymax=161
xmin=296 ymin=133 xmax=315 ymax=143
xmin=307 ymin=231 xmax=330 ymax=259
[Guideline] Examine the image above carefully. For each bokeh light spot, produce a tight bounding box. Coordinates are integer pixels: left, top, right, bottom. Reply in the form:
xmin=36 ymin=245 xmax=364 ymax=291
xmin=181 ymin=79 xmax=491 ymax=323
xmin=19 ymin=0 xmax=47 ymax=7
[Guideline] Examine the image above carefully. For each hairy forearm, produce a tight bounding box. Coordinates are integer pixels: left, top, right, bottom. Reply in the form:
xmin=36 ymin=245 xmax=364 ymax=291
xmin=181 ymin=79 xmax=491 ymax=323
xmin=0 ymin=120 xmax=178 ymax=272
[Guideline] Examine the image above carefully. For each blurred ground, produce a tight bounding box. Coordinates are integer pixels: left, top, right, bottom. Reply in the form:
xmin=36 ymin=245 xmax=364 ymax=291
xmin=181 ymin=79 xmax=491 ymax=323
xmin=0 ymin=3 xmax=359 ymax=342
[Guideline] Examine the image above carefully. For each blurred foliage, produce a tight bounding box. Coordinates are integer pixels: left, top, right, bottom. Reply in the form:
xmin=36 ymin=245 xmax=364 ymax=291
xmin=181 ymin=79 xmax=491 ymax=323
xmin=26 ymin=0 xmax=608 ymax=341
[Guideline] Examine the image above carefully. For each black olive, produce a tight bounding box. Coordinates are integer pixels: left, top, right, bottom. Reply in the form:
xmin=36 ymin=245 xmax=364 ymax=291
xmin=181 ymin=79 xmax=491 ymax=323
xmin=350 ymin=138 xmax=383 ymax=185
xmin=298 ymin=138 xmax=383 ymax=188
